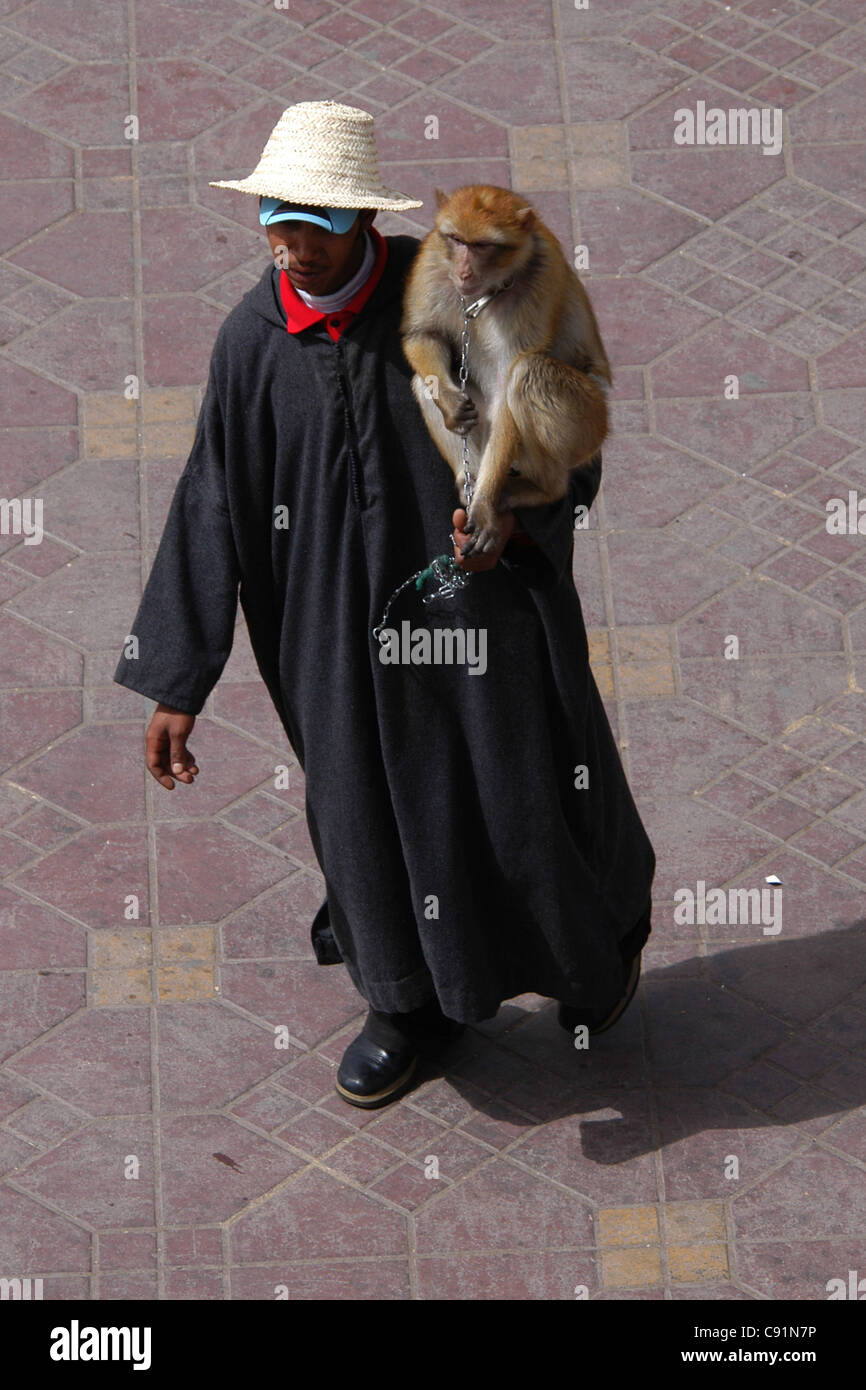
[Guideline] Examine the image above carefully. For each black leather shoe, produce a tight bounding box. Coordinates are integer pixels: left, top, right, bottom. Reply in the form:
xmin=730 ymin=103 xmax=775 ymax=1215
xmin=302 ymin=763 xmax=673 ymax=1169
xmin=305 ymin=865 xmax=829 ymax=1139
xmin=558 ymin=951 xmax=642 ymax=1038
xmin=335 ymin=1032 xmax=419 ymax=1108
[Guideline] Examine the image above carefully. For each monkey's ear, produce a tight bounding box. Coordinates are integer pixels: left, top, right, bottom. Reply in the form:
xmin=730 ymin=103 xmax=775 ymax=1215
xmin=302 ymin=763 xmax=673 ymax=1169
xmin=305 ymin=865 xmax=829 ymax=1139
xmin=515 ymin=205 xmax=536 ymax=230
xmin=434 ymin=188 xmax=449 ymax=210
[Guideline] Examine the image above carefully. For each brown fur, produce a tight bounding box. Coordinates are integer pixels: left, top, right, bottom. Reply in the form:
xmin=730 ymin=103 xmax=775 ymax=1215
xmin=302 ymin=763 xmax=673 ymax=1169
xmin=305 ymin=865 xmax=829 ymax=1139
xmin=401 ymin=185 xmax=611 ymax=554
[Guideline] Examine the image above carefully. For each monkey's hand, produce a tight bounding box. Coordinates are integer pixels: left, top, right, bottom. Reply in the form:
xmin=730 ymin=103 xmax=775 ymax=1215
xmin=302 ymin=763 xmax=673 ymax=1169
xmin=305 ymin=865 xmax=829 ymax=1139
xmin=437 ymin=385 xmax=478 ymax=436
xmin=461 ymin=492 xmax=508 ymax=557
xmin=453 ymin=507 xmax=515 ymax=570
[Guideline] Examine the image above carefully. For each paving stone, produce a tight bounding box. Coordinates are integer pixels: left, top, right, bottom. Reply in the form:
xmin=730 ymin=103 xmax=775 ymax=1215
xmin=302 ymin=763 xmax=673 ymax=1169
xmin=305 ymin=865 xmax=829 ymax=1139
xmin=598 ymin=1204 xmax=659 ymax=1246
xmin=10 ymin=1008 xmax=151 ymax=1114
xmin=510 ymin=125 xmax=568 ymax=191
xmin=221 ymin=872 xmax=321 ymax=961
xmin=601 ymin=1245 xmax=663 ymax=1288
xmin=0 ymin=972 xmax=85 ymax=1063
xmin=737 ymin=1239 xmax=866 ymax=1300
xmin=13 ymin=1120 xmax=155 ymax=1226
xmin=0 ymin=887 xmax=87 ymax=970
xmin=231 ymin=1168 xmax=407 ymax=1262
xmin=669 ymin=1243 xmax=729 ymax=1281
xmin=665 ymin=1199 xmax=726 ymax=1243
xmin=0 ymin=1187 xmax=91 ymax=1270
xmin=4 ymin=1096 xmax=86 ymax=1146
xmin=154 ymin=822 xmax=287 ymax=924
xmin=417 ymin=1251 xmax=596 ymax=1300
xmin=734 ymin=1149 xmax=866 ymax=1240
xmin=414 ymin=1158 xmax=593 ymax=1251
xmin=11 ymin=826 xmax=149 ymax=931
xmin=157 ymin=1001 xmax=288 ymax=1108
xmin=160 ymin=1114 xmax=305 ymax=1223
xmin=9 ymin=212 xmax=133 ymax=296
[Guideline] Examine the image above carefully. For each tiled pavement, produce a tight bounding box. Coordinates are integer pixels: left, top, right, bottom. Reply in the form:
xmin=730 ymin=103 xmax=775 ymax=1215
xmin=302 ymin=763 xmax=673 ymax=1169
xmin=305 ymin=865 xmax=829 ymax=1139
xmin=1 ymin=0 xmax=865 ymax=1302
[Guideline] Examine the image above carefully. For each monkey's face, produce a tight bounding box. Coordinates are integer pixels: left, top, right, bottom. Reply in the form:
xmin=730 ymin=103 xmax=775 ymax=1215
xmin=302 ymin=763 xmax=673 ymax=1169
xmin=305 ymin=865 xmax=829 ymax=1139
xmin=438 ymin=231 xmax=517 ymax=298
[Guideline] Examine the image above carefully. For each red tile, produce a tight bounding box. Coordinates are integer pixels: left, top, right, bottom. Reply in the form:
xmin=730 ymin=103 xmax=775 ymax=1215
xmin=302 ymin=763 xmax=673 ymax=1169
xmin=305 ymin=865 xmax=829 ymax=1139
xmin=157 ymin=1001 xmax=291 ymax=1107
xmin=631 ymin=148 xmax=783 ymax=222
xmin=231 ymin=1168 xmax=407 ymax=1260
xmin=431 ymin=0 xmax=552 ymax=42
xmin=133 ymin=0 xmax=247 ymax=58
xmin=164 ymin=1226 xmax=222 ymax=1266
xmin=98 ymin=1231 xmax=157 ymax=1269
xmin=160 ymin=1114 xmax=305 ymax=1223
xmin=154 ymin=822 xmax=286 ymax=924
xmin=142 ymin=294 xmax=227 ymax=387
xmin=231 ymin=1260 xmax=409 ymax=1299
xmin=667 ymin=36 xmax=728 ymax=71
xmin=562 ymin=41 xmax=685 ymax=121
xmin=222 ymin=872 xmax=323 ymax=960
xmin=8 ymin=63 xmax=130 ymax=144
xmin=136 ymin=60 xmax=249 ymax=142
xmin=12 ymin=825 xmax=148 ymax=930
xmin=0 ymin=1187 xmax=91 ymax=1270
xmin=0 ymin=888 xmax=86 ymax=969
xmin=414 ymin=1158 xmax=593 ymax=1251
xmin=737 ymin=1239 xmax=866 ymax=1299
xmin=735 ymin=1150 xmax=866 ymax=1240
xmin=0 ymin=613 xmax=83 ymax=689
xmin=0 ymin=362 xmax=76 ymax=429
xmin=11 ymin=1009 xmax=152 ymax=1113
xmin=6 ymin=0 xmax=128 ymax=59
xmin=14 ymin=1121 xmax=155 ymax=1226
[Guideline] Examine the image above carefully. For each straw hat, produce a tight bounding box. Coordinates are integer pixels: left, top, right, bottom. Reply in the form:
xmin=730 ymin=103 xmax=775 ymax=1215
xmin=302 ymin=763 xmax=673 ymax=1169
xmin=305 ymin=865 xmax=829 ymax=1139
xmin=209 ymin=100 xmax=422 ymax=212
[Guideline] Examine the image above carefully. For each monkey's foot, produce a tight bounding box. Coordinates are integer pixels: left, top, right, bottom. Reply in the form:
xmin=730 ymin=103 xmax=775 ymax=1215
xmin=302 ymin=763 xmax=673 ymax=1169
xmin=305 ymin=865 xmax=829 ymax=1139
xmin=440 ymin=388 xmax=478 ymax=435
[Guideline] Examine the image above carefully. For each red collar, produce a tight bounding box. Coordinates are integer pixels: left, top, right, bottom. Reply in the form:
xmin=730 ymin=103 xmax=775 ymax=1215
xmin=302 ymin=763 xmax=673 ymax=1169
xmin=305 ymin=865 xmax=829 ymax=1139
xmin=279 ymin=227 xmax=389 ymax=342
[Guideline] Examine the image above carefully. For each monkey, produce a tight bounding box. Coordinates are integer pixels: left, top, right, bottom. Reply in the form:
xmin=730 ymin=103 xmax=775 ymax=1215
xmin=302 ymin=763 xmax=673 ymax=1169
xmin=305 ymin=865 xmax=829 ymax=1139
xmin=401 ymin=185 xmax=611 ymax=556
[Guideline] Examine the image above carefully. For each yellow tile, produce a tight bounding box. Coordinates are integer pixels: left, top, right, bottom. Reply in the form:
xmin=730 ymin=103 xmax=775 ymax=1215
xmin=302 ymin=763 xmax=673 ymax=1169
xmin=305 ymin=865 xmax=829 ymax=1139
xmin=568 ymin=122 xmax=628 ymax=158
xmin=665 ymin=1200 xmax=726 ymax=1244
xmin=83 ymin=392 xmax=136 ymax=427
xmin=568 ymin=122 xmax=629 ymax=188
xmin=618 ymin=660 xmax=676 ymax=698
xmin=570 ymin=155 xmax=630 ymax=189
xmin=141 ymin=422 xmax=195 ymax=458
xmin=91 ymin=968 xmax=152 ymax=1006
xmin=84 ymin=425 xmax=138 ymax=459
xmin=157 ymin=964 xmax=215 ymax=1001
xmin=140 ymin=388 xmax=197 ymax=423
xmin=512 ymin=125 xmax=568 ymax=190
xmin=159 ymin=926 xmax=215 ymax=962
xmin=616 ymin=626 xmax=673 ymax=663
xmin=588 ymin=629 xmax=614 ymax=696
xmin=598 ymin=1205 xmax=659 ymax=1247
xmin=669 ymin=1244 xmax=729 ymax=1283
xmin=601 ymin=1246 xmax=663 ymax=1288
xmin=90 ymin=929 xmax=151 ymax=969
xmin=592 ymin=663 xmax=615 ymax=699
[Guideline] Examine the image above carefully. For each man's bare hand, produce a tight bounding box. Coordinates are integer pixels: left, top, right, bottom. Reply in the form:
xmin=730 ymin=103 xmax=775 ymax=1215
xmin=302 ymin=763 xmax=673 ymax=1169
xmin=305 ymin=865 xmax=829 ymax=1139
xmin=452 ymin=506 xmax=515 ymax=571
xmin=146 ymin=703 xmax=199 ymax=790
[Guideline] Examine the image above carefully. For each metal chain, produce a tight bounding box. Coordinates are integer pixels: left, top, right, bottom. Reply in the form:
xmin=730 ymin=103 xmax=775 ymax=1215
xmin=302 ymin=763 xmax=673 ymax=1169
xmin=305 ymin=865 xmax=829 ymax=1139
xmin=456 ymin=276 xmax=513 ymax=513
xmin=457 ymin=296 xmax=474 ymax=509
xmin=371 ymin=277 xmax=515 ymax=643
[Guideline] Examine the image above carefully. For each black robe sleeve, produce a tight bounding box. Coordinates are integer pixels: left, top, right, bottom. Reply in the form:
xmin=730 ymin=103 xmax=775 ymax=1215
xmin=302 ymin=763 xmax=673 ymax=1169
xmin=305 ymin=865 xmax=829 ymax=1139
xmin=113 ymin=352 xmax=241 ymax=715
xmin=502 ymin=450 xmax=603 ymax=589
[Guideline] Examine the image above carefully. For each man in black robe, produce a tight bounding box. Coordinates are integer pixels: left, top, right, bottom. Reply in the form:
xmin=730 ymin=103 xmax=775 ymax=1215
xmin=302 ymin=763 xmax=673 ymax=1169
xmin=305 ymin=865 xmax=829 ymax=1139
xmin=114 ymin=101 xmax=655 ymax=1109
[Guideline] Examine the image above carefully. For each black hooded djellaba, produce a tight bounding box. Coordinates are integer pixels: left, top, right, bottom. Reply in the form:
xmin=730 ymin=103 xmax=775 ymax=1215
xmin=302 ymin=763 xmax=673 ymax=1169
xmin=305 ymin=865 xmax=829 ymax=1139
xmin=114 ymin=235 xmax=655 ymax=1022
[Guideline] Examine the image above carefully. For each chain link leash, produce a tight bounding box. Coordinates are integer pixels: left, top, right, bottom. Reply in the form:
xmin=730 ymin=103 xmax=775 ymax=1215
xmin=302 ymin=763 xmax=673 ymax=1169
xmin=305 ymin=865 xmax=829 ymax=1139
xmin=372 ymin=279 xmax=513 ymax=644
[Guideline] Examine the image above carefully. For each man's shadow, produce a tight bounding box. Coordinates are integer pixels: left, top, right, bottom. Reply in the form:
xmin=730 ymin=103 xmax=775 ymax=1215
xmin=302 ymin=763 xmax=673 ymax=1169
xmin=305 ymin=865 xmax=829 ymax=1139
xmin=418 ymin=920 xmax=866 ymax=1163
